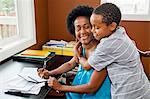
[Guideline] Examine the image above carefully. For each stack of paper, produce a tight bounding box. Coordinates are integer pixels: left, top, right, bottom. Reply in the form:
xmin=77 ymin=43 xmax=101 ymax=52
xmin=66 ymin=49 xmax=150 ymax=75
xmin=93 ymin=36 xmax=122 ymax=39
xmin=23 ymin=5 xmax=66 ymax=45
xmin=42 ymin=40 xmax=75 ymax=56
xmin=4 ymin=67 xmax=46 ymax=95
xmin=47 ymin=40 xmax=68 ymax=45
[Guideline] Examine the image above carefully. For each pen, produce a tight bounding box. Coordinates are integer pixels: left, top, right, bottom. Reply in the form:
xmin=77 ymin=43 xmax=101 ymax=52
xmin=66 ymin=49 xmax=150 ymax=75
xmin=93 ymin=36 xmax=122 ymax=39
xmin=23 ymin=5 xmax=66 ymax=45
xmin=43 ymin=60 xmax=47 ymax=69
xmin=27 ymin=76 xmax=48 ymax=83
xmin=37 ymin=52 xmax=55 ymax=71
xmin=42 ymin=55 xmax=53 ymax=69
xmin=27 ymin=76 xmax=38 ymax=83
xmin=5 ymin=91 xmax=30 ymax=97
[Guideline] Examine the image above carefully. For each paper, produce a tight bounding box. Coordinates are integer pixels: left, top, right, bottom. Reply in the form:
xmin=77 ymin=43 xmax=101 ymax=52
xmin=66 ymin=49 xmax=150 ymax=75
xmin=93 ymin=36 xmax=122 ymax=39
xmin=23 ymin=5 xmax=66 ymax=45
xmin=3 ymin=67 xmax=47 ymax=95
xmin=18 ymin=67 xmax=47 ymax=83
xmin=4 ymin=75 xmax=45 ymax=95
xmin=47 ymin=40 xmax=68 ymax=45
xmin=5 ymin=75 xmax=35 ymax=92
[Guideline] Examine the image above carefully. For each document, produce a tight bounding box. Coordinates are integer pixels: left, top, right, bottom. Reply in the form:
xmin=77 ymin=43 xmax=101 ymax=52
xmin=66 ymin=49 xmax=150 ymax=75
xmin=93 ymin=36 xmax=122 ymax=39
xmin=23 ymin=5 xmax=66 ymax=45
xmin=18 ymin=67 xmax=47 ymax=83
xmin=4 ymin=67 xmax=46 ymax=95
xmin=4 ymin=75 xmax=45 ymax=95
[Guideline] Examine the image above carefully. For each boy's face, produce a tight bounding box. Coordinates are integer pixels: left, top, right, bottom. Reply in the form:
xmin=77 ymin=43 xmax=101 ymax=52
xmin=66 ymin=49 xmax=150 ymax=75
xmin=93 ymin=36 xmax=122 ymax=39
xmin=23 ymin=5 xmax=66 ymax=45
xmin=74 ymin=16 xmax=94 ymax=45
xmin=90 ymin=13 xmax=116 ymax=41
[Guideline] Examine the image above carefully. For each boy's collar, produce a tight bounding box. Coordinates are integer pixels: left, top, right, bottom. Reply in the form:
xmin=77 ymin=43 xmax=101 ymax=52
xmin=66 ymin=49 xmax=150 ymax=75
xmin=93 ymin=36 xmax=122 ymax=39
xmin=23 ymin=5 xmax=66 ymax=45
xmin=100 ymin=26 xmax=126 ymax=42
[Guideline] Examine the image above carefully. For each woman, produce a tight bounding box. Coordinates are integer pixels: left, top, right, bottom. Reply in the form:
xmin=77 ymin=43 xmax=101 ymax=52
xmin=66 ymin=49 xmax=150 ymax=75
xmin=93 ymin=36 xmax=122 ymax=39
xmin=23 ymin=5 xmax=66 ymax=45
xmin=38 ymin=5 xmax=111 ymax=99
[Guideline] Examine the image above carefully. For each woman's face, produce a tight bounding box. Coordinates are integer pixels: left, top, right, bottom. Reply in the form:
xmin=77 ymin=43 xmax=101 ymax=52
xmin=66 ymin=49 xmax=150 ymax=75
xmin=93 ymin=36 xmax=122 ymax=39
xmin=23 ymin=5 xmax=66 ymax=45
xmin=74 ymin=16 xmax=94 ymax=45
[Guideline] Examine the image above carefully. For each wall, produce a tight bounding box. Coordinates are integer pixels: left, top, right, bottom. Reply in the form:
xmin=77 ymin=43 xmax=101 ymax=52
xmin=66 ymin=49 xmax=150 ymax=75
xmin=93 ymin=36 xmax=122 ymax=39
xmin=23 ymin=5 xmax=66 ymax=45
xmin=31 ymin=0 xmax=49 ymax=49
xmin=148 ymin=23 xmax=150 ymax=77
xmin=121 ymin=21 xmax=150 ymax=77
xmin=48 ymin=0 xmax=100 ymax=41
xmin=34 ymin=0 xmax=150 ymax=77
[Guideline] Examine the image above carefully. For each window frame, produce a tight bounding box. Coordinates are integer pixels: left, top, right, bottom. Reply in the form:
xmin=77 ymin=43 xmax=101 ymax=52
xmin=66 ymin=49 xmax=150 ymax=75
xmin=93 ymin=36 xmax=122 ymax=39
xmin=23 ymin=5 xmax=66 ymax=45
xmin=101 ymin=0 xmax=150 ymax=21
xmin=0 ymin=0 xmax=36 ymax=62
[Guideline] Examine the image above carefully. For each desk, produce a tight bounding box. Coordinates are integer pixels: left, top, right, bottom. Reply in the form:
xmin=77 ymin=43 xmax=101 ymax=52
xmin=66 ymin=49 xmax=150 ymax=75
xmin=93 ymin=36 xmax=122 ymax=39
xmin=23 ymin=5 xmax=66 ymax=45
xmin=0 ymin=59 xmax=51 ymax=99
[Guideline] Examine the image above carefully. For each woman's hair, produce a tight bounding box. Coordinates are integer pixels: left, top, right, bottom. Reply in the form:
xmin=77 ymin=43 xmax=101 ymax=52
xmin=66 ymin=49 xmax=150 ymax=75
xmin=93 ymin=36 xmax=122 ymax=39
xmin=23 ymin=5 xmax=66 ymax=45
xmin=67 ymin=5 xmax=93 ymax=36
xmin=93 ymin=3 xmax=121 ymax=26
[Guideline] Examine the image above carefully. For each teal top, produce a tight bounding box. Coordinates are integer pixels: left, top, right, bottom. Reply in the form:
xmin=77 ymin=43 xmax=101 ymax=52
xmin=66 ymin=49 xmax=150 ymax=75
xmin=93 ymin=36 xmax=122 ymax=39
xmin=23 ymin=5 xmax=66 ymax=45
xmin=66 ymin=48 xmax=111 ymax=99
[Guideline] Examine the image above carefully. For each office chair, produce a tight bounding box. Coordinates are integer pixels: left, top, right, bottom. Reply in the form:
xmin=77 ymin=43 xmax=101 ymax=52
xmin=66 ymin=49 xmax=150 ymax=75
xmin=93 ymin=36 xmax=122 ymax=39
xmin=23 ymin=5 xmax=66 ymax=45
xmin=133 ymin=40 xmax=150 ymax=80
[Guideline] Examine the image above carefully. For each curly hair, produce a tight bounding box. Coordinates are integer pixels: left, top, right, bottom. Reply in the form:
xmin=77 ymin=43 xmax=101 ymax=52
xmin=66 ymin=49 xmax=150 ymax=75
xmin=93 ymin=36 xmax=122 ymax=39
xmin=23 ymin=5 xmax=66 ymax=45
xmin=66 ymin=5 xmax=93 ymax=36
xmin=93 ymin=3 xmax=121 ymax=26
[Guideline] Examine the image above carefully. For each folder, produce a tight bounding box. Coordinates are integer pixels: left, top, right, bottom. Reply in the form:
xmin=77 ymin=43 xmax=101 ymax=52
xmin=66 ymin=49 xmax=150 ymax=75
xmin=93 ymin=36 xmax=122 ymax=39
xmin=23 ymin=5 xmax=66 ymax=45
xmin=12 ymin=50 xmax=55 ymax=64
xmin=21 ymin=50 xmax=50 ymax=57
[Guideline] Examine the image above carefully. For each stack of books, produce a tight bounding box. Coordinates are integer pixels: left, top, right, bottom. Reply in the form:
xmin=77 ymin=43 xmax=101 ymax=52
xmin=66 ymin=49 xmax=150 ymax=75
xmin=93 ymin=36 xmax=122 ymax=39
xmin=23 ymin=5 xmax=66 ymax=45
xmin=42 ymin=40 xmax=75 ymax=56
xmin=13 ymin=49 xmax=55 ymax=64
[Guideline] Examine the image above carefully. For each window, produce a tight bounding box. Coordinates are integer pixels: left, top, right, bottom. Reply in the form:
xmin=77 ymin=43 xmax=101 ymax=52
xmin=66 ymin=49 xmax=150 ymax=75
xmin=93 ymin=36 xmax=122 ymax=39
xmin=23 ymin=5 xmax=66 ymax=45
xmin=101 ymin=0 xmax=150 ymax=21
xmin=0 ymin=0 xmax=36 ymax=62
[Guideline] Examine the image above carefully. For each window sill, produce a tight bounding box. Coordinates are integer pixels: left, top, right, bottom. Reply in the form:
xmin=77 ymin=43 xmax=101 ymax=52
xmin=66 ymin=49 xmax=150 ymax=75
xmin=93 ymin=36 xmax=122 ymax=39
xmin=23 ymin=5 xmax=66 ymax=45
xmin=0 ymin=38 xmax=36 ymax=62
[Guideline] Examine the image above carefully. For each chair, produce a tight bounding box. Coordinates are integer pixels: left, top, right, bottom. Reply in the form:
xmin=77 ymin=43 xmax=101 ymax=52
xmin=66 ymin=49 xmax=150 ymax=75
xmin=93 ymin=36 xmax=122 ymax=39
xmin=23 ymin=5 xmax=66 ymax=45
xmin=133 ymin=40 xmax=150 ymax=79
xmin=132 ymin=40 xmax=150 ymax=57
xmin=138 ymin=49 xmax=150 ymax=57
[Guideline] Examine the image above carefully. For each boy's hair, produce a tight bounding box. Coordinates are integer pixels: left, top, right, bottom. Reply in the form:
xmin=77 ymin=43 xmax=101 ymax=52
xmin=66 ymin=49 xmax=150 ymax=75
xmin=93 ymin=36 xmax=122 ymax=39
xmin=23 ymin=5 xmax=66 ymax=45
xmin=93 ymin=3 xmax=121 ymax=26
xmin=67 ymin=5 xmax=94 ymax=36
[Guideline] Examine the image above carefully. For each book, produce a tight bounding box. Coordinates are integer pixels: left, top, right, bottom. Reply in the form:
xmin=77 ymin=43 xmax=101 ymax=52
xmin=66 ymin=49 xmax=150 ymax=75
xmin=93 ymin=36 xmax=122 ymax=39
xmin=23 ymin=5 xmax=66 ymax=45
xmin=12 ymin=50 xmax=55 ymax=64
xmin=20 ymin=49 xmax=50 ymax=57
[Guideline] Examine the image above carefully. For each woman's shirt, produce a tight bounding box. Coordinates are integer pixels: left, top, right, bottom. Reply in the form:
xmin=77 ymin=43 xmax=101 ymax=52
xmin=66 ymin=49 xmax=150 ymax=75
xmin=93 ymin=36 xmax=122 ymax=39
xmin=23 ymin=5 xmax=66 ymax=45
xmin=66 ymin=48 xmax=111 ymax=99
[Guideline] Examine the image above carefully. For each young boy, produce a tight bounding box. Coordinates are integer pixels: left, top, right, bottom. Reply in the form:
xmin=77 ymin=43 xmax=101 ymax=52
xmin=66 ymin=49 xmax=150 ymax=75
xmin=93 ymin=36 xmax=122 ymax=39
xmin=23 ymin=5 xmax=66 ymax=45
xmin=78 ymin=3 xmax=150 ymax=99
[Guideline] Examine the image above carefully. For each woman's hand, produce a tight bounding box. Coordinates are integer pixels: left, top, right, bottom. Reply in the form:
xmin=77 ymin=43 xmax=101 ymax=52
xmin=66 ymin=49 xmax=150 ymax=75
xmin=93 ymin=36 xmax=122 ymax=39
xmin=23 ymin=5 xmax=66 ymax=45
xmin=48 ymin=76 xmax=62 ymax=90
xmin=37 ymin=68 xmax=50 ymax=79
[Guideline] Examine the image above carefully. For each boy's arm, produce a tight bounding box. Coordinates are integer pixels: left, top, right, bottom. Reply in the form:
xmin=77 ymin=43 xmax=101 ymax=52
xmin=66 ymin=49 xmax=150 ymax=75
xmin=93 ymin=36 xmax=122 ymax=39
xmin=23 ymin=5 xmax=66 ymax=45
xmin=78 ymin=56 xmax=92 ymax=70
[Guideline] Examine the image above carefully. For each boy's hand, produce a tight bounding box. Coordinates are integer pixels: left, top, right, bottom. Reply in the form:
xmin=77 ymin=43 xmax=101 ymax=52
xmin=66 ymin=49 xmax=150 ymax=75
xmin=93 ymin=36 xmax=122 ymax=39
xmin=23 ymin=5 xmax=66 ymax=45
xmin=79 ymin=56 xmax=92 ymax=70
xmin=37 ymin=68 xmax=50 ymax=79
xmin=78 ymin=56 xmax=86 ymax=64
